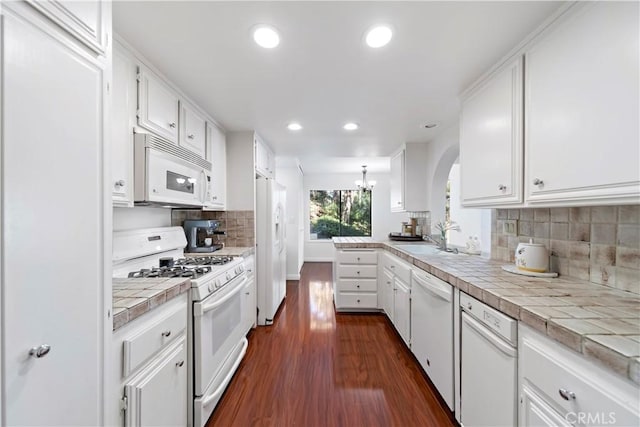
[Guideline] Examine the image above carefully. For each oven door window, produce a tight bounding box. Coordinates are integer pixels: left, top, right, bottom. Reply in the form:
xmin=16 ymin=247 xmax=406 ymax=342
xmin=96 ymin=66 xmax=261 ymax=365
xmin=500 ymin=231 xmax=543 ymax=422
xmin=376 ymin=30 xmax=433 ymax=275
xmin=193 ymin=275 xmax=247 ymax=396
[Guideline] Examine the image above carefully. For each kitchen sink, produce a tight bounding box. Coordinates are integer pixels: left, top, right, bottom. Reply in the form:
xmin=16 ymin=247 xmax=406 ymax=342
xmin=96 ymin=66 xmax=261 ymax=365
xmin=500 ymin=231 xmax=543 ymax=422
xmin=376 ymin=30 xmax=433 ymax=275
xmin=394 ymin=244 xmax=444 ymax=256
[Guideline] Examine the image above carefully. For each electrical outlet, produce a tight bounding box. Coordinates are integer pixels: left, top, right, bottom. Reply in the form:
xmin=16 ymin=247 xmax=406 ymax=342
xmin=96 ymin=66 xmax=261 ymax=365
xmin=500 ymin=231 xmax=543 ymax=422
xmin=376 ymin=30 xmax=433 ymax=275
xmin=503 ymin=220 xmax=518 ymax=236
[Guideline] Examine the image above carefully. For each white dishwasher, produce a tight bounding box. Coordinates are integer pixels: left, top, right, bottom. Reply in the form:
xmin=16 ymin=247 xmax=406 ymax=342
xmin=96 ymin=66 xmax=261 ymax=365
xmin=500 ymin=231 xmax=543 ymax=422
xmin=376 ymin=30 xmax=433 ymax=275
xmin=411 ymin=267 xmax=454 ymax=410
xmin=460 ymin=292 xmax=518 ymax=427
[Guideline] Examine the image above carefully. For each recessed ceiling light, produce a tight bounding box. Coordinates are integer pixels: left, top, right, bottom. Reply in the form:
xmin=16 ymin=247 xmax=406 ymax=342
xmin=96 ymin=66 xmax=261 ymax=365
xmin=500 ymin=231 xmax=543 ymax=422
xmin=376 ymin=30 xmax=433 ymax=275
xmin=253 ymin=25 xmax=280 ymax=49
xmin=287 ymin=122 xmax=302 ymax=131
xmin=365 ymin=25 xmax=393 ymax=48
xmin=343 ymin=122 xmax=359 ymax=131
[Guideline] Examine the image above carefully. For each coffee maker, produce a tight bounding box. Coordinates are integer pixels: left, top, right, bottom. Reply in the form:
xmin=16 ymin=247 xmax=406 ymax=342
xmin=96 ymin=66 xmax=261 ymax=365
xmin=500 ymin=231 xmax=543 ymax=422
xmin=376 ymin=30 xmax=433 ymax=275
xmin=183 ymin=219 xmax=225 ymax=253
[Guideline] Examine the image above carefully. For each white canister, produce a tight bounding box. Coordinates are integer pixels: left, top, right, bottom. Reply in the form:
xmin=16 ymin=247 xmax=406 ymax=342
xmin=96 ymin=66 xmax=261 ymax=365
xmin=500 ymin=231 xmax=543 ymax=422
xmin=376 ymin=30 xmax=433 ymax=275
xmin=515 ymin=242 xmax=549 ymax=273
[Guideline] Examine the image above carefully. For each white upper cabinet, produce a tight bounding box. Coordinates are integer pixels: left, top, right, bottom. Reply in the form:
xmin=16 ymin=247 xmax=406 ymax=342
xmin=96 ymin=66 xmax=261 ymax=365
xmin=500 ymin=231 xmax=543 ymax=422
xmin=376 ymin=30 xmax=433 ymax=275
xmin=525 ymin=1 xmax=640 ymax=206
xmin=390 ymin=149 xmax=405 ymax=211
xmin=459 ymin=2 xmax=639 ymax=208
xmin=205 ymin=122 xmax=227 ymax=209
xmin=112 ymin=42 xmax=136 ymax=207
xmin=460 ymin=57 xmax=523 ymax=207
xmin=137 ymin=66 xmax=180 ymax=144
xmin=26 ymin=0 xmax=109 ymax=54
xmin=255 ymin=134 xmax=275 ymax=179
xmin=180 ymin=102 xmax=207 ymax=158
xmin=390 ymin=143 xmax=429 ymax=212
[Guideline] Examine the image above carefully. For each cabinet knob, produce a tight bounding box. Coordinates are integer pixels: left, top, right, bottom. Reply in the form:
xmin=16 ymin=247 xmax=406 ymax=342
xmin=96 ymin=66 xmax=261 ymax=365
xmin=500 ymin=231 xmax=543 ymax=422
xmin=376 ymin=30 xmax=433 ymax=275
xmin=188 ymin=134 xmax=195 ymax=140
xmin=161 ymin=330 xmax=171 ymax=338
xmin=356 ymin=271 xmax=360 ymax=275
xmin=357 ymin=299 xmax=361 ymax=303
xmin=467 ymin=303 xmax=472 ymax=310
xmin=533 ymin=178 xmax=544 ymax=187
xmin=168 ymin=122 xmax=176 ymax=128
xmin=357 ymin=257 xmax=361 ymax=261
xmin=115 ymin=180 xmax=125 ymax=188
xmin=29 ymin=344 xmax=51 ymax=359
xmin=498 ymin=184 xmax=506 ymax=191
xmin=397 ymin=201 xmax=402 ymax=205
xmin=176 ymin=360 xmax=185 ymax=368
xmin=212 ymin=196 xmax=217 ymax=200
xmin=356 ymin=285 xmax=360 ymax=289
xmin=558 ymin=388 xmax=576 ymax=401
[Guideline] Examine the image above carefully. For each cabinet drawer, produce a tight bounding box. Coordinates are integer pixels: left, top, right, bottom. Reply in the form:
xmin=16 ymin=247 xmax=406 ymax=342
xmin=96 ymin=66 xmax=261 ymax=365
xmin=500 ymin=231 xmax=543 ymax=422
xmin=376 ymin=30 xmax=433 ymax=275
xmin=382 ymin=253 xmax=411 ymax=283
xmin=123 ymin=301 xmax=187 ymax=377
xmin=337 ymin=265 xmax=377 ymax=279
xmin=337 ymin=250 xmax=377 ymax=265
xmin=337 ymin=293 xmax=378 ymax=309
xmin=337 ymin=279 xmax=377 ymax=292
xmin=520 ymin=328 xmax=639 ymax=425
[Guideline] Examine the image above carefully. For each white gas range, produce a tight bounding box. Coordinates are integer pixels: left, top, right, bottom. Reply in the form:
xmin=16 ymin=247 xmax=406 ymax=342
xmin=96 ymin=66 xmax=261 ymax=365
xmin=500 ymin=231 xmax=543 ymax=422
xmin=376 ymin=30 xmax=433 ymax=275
xmin=113 ymin=227 xmax=249 ymax=427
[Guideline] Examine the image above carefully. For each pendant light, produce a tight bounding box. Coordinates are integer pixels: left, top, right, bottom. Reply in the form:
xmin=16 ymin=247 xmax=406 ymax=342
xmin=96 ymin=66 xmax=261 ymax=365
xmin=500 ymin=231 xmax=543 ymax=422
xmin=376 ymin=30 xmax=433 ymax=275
xmin=355 ymin=165 xmax=376 ymax=191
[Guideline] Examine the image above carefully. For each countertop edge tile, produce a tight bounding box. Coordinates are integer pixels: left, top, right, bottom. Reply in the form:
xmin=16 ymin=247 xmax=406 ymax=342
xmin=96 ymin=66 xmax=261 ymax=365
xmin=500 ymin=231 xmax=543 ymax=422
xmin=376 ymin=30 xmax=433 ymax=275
xmin=112 ymin=278 xmax=190 ymax=331
xmin=331 ymin=238 xmax=640 ymax=385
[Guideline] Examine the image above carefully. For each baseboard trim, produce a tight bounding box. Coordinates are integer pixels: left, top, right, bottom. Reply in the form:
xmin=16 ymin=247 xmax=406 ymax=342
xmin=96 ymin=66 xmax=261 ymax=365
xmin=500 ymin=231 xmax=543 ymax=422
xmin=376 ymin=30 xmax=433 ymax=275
xmin=304 ymin=258 xmax=334 ymax=263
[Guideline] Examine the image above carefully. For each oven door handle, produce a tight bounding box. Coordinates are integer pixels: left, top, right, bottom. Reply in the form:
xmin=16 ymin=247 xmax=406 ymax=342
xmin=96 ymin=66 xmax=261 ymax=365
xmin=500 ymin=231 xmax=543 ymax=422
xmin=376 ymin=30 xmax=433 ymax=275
xmin=202 ymin=337 xmax=248 ymax=407
xmin=194 ymin=275 xmax=248 ymax=317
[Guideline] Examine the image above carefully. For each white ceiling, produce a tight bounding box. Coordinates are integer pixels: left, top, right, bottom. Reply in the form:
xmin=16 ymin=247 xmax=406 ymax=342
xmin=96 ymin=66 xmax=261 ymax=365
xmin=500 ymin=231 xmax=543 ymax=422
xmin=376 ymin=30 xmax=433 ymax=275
xmin=113 ymin=1 xmax=563 ymax=173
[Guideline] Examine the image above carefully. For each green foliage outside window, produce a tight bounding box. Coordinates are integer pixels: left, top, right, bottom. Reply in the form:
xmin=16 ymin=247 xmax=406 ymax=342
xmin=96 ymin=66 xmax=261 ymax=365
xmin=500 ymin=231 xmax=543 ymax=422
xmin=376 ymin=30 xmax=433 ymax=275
xmin=310 ymin=190 xmax=372 ymax=239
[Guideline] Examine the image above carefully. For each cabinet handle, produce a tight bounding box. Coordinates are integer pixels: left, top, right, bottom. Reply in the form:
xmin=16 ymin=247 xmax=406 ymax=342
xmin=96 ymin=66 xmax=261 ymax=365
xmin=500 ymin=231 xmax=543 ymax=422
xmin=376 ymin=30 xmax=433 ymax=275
xmin=29 ymin=344 xmax=51 ymax=359
xmin=161 ymin=331 xmax=171 ymax=337
xmin=498 ymin=184 xmax=506 ymax=191
xmin=558 ymin=388 xmax=575 ymax=401
xmin=533 ymin=178 xmax=544 ymax=187
xmin=188 ymin=134 xmax=195 ymax=139
xmin=169 ymin=122 xmax=176 ymax=128
xmin=115 ymin=180 xmax=125 ymax=188
xmin=212 ymin=196 xmax=217 ymax=200
xmin=176 ymin=360 xmax=185 ymax=368
xmin=390 ymin=265 xmax=395 ymax=269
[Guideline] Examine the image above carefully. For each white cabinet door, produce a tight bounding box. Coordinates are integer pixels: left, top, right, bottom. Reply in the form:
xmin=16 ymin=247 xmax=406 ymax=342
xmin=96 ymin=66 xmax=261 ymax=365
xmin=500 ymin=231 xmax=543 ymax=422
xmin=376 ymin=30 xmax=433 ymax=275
xmin=525 ymin=2 xmax=639 ymax=205
xmin=520 ymin=384 xmax=572 ymax=427
xmin=124 ymin=337 xmax=188 ymax=427
xmin=206 ymin=122 xmax=227 ymax=209
xmin=26 ymin=0 xmax=108 ymax=54
xmin=255 ymin=136 xmax=273 ymax=178
xmin=390 ymin=149 xmax=405 ymax=211
xmin=460 ymin=57 xmax=523 ymax=207
xmin=382 ymin=269 xmax=394 ymax=320
xmin=180 ymin=102 xmax=206 ymax=158
xmin=393 ymin=278 xmax=410 ymax=346
xmin=137 ymin=66 xmax=179 ymax=143
xmin=2 ymin=4 xmax=106 ymax=425
xmin=112 ymin=43 xmax=136 ymax=207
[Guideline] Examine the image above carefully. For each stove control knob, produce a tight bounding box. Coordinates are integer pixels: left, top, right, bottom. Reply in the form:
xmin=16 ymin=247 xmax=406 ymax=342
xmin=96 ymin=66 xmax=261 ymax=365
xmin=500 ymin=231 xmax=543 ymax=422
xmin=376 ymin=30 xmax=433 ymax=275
xmin=208 ymin=284 xmax=213 ymax=292
xmin=216 ymin=280 xmax=221 ymax=288
xmin=226 ymin=273 xmax=231 ymax=281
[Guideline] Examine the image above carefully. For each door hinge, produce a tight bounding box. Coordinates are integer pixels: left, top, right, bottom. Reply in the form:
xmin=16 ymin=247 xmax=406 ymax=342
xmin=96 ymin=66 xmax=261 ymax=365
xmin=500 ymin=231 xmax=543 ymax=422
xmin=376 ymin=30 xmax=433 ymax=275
xmin=120 ymin=395 xmax=128 ymax=412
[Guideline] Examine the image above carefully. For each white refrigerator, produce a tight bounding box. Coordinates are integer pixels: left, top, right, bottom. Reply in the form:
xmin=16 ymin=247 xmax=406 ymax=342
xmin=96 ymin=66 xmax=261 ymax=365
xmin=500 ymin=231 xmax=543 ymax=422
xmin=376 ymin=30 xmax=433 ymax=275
xmin=256 ymin=176 xmax=287 ymax=325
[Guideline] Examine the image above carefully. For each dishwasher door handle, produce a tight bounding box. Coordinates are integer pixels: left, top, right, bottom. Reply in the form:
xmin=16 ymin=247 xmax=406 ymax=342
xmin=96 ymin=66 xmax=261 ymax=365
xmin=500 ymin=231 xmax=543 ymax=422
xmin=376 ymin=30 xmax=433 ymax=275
xmin=462 ymin=312 xmax=517 ymax=358
xmin=413 ymin=275 xmax=452 ymax=302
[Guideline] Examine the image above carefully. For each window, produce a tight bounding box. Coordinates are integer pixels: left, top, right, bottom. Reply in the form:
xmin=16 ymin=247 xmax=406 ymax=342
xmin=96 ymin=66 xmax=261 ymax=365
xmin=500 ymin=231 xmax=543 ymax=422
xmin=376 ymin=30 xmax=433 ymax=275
xmin=309 ymin=190 xmax=372 ymax=239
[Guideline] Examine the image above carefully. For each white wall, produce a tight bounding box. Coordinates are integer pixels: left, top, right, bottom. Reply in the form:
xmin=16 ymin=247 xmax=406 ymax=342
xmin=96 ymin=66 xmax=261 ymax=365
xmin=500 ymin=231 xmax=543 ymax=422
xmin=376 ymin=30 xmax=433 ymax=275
xmin=448 ymin=163 xmax=492 ymax=255
xmin=113 ymin=207 xmax=172 ymax=231
xmin=276 ymin=158 xmax=304 ymax=280
xmin=304 ymin=172 xmax=406 ymax=261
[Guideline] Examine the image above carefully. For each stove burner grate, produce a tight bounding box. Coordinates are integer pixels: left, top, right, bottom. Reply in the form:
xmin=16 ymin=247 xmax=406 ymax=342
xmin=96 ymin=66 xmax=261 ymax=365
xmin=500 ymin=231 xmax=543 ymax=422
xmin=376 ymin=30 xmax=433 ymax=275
xmin=127 ymin=265 xmax=213 ymax=279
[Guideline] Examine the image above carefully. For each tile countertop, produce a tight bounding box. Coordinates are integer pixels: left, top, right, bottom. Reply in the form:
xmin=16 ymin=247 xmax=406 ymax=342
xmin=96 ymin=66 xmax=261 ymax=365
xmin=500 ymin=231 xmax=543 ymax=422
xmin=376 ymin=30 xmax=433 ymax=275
xmin=185 ymin=246 xmax=255 ymax=258
xmin=112 ymin=277 xmax=191 ymax=331
xmin=332 ymin=237 xmax=640 ymax=385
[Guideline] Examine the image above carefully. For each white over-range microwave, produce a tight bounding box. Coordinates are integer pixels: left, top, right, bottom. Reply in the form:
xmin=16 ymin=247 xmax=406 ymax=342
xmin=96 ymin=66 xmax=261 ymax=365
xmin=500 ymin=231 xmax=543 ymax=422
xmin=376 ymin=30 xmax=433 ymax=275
xmin=134 ymin=133 xmax=215 ymax=207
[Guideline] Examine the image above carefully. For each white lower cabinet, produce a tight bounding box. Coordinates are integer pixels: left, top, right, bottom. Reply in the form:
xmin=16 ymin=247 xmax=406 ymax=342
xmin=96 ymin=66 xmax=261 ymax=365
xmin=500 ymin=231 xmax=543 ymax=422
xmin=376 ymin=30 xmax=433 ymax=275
xmin=381 ymin=269 xmax=395 ymax=320
xmin=393 ymin=277 xmax=410 ymax=346
xmin=334 ymin=249 xmax=378 ymax=311
xmin=109 ymin=295 xmax=188 ymax=427
xmin=519 ymin=324 xmax=640 ymax=427
xmin=124 ymin=336 xmax=188 ymax=427
xmin=242 ymin=255 xmax=256 ymax=334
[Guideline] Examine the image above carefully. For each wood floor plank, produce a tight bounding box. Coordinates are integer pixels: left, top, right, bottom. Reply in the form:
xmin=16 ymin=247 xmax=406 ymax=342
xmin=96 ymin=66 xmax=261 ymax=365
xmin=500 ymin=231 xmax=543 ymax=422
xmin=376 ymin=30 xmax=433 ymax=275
xmin=208 ymin=262 xmax=456 ymax=426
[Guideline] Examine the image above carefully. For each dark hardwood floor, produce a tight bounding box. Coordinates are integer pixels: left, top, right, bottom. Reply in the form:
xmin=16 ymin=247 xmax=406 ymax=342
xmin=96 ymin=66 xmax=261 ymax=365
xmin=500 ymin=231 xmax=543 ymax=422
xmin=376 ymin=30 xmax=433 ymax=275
xmin=208 ymin=262 xmax=455 ymax=427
